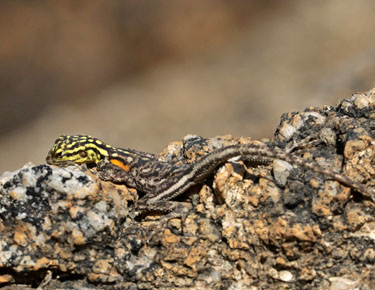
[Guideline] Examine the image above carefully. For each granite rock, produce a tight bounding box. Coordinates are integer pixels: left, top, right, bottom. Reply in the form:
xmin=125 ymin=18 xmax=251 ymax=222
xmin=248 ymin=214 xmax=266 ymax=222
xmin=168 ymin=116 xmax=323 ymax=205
xmin=1 ymin=88 xmax=375 ymax=289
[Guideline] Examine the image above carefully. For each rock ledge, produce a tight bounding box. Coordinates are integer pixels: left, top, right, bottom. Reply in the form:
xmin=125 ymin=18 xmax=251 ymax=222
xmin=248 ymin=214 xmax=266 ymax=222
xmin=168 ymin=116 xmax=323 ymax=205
xmin=1 ymin=89 xmax=375 ymax=289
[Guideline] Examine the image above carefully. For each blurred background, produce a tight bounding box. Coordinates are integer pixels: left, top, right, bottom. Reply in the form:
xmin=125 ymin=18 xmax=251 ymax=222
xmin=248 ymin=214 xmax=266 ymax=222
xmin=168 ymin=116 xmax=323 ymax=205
xmin=0 ymin=0 xmax=374 ymax=172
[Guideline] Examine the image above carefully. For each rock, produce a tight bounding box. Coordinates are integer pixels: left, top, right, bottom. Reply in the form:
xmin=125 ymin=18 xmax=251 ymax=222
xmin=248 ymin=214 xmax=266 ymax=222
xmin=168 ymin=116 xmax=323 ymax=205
xmin=272 ymin=159 xmax=293 ymax=186
xmin=0 ymin=88 xmax=375 ymax=289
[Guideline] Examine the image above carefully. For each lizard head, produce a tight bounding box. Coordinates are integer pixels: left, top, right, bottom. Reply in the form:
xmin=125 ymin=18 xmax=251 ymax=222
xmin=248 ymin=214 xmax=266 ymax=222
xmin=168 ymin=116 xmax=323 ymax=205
xmin=46 ymin=135 xmax=111 ymax=165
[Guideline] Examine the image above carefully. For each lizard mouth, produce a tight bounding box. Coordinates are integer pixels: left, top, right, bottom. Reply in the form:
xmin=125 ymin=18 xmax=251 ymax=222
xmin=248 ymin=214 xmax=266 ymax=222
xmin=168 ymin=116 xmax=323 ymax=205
xmin=45 ymin=151 xmax=72 ymax=166
xmin=45 ymin=151 xmax=55 ymax=165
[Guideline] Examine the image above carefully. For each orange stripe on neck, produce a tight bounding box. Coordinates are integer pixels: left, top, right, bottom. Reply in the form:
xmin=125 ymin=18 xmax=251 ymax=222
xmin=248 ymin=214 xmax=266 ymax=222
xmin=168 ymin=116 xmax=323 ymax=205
xmin=110 ymin=159 xmax=130 ymax=172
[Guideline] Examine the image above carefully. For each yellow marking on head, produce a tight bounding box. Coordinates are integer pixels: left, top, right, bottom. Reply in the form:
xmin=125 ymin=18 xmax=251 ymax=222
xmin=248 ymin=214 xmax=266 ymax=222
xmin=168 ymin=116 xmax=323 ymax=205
xmin=84 ymin=144 xmax=109 ymax=157
xmin=66 ymin=142 xmax=76 ymax=149
xmin=55 ymin=148 xmax=64 ymax=154
xmin=110 ymin=159 xmax=130 ymax=172
xmin=46 ymin=135 xmax=110 ymax=165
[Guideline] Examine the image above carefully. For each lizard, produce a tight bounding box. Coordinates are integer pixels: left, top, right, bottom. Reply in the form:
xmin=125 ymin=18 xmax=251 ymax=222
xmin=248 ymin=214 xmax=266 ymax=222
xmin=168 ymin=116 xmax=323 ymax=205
xmin=46 ymin=134 xmax=375 ymax=211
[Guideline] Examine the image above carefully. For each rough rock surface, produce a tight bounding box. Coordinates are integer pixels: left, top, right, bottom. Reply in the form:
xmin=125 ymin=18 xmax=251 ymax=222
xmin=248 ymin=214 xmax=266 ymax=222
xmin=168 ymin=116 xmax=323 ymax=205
xmin=1 ymin=89 xmax=375 ymax=289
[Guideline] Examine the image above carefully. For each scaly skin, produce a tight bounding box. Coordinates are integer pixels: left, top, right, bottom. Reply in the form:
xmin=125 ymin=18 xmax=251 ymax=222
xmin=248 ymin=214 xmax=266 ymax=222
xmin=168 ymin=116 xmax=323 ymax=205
xmin=46 ymin=135 xmax=375 ymax=209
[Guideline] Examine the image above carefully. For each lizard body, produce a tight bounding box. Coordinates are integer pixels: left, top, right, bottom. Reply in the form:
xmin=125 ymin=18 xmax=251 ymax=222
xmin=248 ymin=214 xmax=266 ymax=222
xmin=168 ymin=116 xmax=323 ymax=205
xmin=46 ymin=135 xmax=375 ymax=209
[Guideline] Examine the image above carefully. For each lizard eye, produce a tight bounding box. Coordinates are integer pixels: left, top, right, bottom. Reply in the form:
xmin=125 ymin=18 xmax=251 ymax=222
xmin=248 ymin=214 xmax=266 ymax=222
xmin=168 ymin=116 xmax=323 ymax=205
xmin=79 ymin=151 xmax=87 ymax=158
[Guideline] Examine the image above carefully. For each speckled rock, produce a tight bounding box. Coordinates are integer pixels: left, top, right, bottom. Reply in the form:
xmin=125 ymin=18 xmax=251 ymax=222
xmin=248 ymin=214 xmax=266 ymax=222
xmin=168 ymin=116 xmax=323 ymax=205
xmin=1 ymin=88 xmax=375 ymax=289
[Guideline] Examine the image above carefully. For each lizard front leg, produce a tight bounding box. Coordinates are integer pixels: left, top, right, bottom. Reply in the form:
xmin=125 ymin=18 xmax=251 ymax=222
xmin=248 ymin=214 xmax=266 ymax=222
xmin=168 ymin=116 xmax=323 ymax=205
xmin=96 ymin=160 xmax=138 ymax=188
